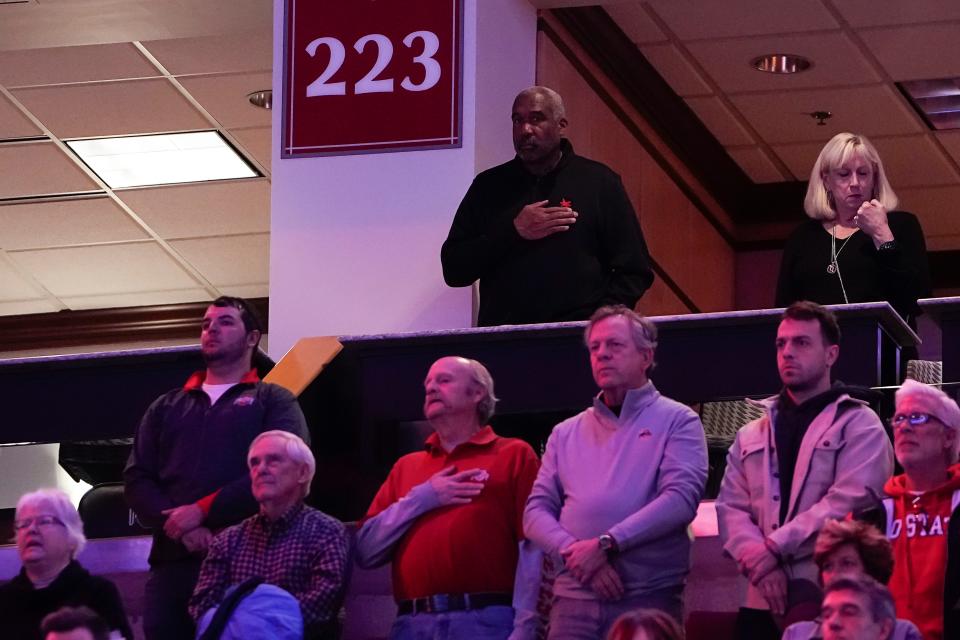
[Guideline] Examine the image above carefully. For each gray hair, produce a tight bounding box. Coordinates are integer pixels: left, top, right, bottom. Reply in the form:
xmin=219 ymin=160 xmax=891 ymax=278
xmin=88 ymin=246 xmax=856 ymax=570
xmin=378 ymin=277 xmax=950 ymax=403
xmin=895 ymin=379 xmax=960 ymax=463
xmin=822 ymin=575 xmax=896 ymax=626
xmin=464 ymin=358 xmax=499 ymax=424
xmin=513 ymin=86 xmax=566 ymax=120
xmin=16 ymin=488 xmax=86 ymax=557
xmin=804 ymin=132 xmax=899 ymax=221
xmin=248 ymin=430 xmax=316 ymax=498
xmin=585 ymin=305 xmax=658 ymax=371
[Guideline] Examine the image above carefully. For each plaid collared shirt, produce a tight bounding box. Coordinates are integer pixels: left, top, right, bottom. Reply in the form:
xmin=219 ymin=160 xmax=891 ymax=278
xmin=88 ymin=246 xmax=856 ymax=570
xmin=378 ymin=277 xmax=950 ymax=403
xmin=189 ymin=503 xmax=349 ymax=631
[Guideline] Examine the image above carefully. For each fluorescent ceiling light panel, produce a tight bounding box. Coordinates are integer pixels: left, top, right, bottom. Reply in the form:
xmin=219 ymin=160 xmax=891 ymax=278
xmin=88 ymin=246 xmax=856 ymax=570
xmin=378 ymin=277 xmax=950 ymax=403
xmin=66 ymin=131 xmax=257 ymax=189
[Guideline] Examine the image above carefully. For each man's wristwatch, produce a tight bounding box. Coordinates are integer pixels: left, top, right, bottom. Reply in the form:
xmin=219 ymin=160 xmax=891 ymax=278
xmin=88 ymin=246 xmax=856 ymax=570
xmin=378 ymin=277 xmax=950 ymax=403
xmin=598 ymin=533 xmax=618 ymax=555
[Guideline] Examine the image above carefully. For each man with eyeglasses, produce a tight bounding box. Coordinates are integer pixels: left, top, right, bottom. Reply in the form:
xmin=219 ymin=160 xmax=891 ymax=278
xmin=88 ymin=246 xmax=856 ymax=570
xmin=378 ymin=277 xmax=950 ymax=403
xmin=860 ymin=379 xmax=960 ymax=640
xmin=716 ymin=301 xmax=893 ymax=640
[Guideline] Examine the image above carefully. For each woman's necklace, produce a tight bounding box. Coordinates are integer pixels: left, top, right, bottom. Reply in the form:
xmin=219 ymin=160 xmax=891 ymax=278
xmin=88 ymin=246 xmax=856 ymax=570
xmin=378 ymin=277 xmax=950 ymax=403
xmin=827 ymin=226 xmax=855 ymax=274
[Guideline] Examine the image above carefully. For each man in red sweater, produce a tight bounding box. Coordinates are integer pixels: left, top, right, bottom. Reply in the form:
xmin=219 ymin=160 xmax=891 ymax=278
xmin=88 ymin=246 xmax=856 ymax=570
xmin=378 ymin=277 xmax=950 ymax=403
xmin=864 ymin=379 xmax=960 ymax=640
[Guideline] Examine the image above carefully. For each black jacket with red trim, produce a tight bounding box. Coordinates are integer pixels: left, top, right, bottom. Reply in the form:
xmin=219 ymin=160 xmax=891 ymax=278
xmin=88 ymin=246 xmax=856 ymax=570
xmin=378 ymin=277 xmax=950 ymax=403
xmin=124 ymin=370 xmax=308 ymax=565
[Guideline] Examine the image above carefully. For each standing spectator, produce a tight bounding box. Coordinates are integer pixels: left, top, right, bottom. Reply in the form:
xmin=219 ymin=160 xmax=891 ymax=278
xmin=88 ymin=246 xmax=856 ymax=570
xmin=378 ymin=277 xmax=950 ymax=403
xmin=441 ymin=86 xmax=654 ymax=326
xmin=356 ymin=356 xmax=541 ymax=639
xmin=124 ymin=296 xmax=309 ymax=639
xmin=716 ymin=301 xmax=892 ymax=640
xmin=524 ymin=305 xmax=708 ymax=638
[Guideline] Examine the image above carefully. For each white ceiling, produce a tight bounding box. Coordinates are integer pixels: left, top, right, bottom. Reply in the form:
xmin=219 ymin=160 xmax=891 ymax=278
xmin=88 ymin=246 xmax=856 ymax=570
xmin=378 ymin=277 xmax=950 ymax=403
xmin=600 ymin=0 xmax=960 ymax=252
xmin=1 ymin=0 xmax=959 ymax=318
xmin=0 ymin=0 xmax=272 ymax=316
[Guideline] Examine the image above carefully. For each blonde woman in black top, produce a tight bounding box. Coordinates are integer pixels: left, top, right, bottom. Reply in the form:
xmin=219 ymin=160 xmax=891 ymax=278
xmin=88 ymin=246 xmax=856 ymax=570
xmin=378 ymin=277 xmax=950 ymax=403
xmin=775 ymin=132 xmax=931 ymax=326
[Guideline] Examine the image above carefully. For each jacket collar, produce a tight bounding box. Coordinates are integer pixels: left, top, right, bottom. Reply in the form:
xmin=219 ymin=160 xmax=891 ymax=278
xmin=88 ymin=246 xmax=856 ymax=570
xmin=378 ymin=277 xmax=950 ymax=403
xmin=184 ymin=368 xmax=260 ymax=390
xmin=593 ymin=381 xmax=659 ymax=425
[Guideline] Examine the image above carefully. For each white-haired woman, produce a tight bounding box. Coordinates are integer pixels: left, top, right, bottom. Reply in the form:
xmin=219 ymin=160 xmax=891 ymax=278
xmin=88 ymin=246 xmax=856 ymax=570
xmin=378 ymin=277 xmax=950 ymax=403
xmin=775 ymin=132 xmax=931 ymax=327
xmin=0 ymin=488 xmax=132 ymax=640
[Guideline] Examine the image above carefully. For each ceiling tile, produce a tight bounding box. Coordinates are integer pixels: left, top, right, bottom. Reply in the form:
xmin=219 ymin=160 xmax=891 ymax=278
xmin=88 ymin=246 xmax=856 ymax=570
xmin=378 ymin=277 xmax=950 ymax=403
xmin=11 ymin=78 xmax=210 ymax=138
xmin=731 ymin=85 xmax=923 ymax=144
xmin=684 ymin=96 xmax=755 ymax=146
xmin=0 ymin=142 xmax=99 ymax=199
xmin=686 ymin=32 xmax=880 ymax=94
xmin=142 ymin=30 xmax=271 ymax=75
xmin=0 ymin=299 xmax=60 ymax=316
xmin=219 ymin=283 xmax=269 ymax=299
xmin=860 ymin=24 xmax=960 ymax=81
xmin=774 ymin=135 xmax=960 ymax=186
xmin=645 ymin=0 xmax=838 ymax=40
xmin=871 ymin=135 xmax=959 ymax=187
xmin=0 ymin=257 xmax=45 ymax=300
xmin=603 ymin=2 xmax=667 ymax=44
xmin=177 ymin=72 xmax=272 ymax=129
xmin=935 ymin=131 xmax=960 ymax=167
xmin=0 ymin=197 xmax=148 ymax=249
xmin=639 ymin=43 xmax=712 ymax=97
xmin=896 ymin=186 xmax=960 ymax=246
xmin=60 ymin=288 xmax=211 ymax=311
xmin=0 ymin=94 xmax=41 ymax=139
xmin=771 ymin=142 xmax=825 ymax=180
xmin=836 ymin=0 xmax=960 ymax=28
xmin=116 ymin=179 xmax=270 ymax=239
xmin=726 ymin=146 xmax=787 ymax=183
xmin=9 ymin=242 xmax=200 ymax=296
xmin=0 ymin=0 xmax=271 ymax=51
xmin=168 ymin=233 xmax=268 ymax=287
xmin=0 ymin=43 xmax=157 ymax=87
xmin=229 ymin=127 xmax=271 ymax=172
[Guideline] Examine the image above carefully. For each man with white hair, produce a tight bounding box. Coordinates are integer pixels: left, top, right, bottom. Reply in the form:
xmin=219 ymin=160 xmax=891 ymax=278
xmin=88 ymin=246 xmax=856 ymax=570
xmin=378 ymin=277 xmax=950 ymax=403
xmin=860 ymin=380 xmax=960 ymax=640
xmin=189 ymin=431 xmax=349 ymax=639
xmin=355 ymin=356 xmax=541 ymax=639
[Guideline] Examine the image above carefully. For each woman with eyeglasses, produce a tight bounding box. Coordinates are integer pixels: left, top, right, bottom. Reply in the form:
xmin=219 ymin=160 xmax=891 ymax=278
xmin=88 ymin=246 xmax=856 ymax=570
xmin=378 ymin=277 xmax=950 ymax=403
xmin=0 ymin=488 xmax=133 ymax=640
xmin=858 ymin=379 xmax=960 ymax=640
xmin=775 ymin=133 xmax=931 ymax=330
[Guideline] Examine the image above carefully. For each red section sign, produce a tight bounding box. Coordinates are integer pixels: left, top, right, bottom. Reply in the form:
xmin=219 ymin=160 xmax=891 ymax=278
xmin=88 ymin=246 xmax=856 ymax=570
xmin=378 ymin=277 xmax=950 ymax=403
xmin=281 ymin=0 xmax=463 ymax=157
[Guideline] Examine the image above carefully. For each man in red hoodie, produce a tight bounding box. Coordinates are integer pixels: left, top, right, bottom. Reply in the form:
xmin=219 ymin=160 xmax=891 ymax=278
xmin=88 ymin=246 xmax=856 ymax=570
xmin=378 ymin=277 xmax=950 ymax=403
xmin=865 ymin=379 xmax=960 ymax=640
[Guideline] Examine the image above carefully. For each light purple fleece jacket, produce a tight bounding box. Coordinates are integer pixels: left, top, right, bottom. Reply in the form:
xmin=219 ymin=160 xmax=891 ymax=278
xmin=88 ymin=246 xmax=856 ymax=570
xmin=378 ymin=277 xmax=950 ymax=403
xmin=523 ymin=381 xmax=708 ymax=599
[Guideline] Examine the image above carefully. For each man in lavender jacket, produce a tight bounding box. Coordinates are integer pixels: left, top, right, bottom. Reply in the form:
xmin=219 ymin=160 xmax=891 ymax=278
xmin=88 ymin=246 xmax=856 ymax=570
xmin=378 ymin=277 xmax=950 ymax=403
xmin=524 ymin=305 xmax=708 ymax=639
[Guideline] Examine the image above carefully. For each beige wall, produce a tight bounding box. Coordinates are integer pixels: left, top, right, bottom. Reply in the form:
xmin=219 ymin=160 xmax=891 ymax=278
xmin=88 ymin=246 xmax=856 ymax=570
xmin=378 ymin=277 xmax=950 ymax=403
xmin=536 ymin=32 xmax=735 ymax=315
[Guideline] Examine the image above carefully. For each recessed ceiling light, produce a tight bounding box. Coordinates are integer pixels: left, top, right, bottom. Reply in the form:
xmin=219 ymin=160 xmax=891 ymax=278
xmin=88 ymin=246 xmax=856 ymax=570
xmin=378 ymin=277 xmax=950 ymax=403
xmin=248 ymin=90 xmax=272 ymax=110
xmin=66 ymin=131 xmax=257 ymax=189
xmin=751 ymin=54 xmax=812 ymax=74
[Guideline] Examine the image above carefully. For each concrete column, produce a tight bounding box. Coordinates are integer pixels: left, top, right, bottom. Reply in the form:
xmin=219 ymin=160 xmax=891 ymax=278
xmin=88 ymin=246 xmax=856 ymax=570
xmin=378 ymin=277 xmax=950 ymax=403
xmin=268 ymin=0 xmax=537 ymax=358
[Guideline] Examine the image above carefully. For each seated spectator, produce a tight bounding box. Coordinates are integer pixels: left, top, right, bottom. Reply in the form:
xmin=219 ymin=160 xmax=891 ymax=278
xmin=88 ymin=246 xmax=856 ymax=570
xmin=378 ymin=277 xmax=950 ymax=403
xmin=606 ymin=608 xmax=685 ymax=640
xmin=0 ymin=489 xmax=132 ymax=640
xmin=819 ymin=576 xmax=897 ymax=640
xmin=189 ymin=430 xmax=349 ymax=639
xmin=782 ymin=520 xmax=920 ymax=640
xmin=860 ymin=379 xmax=960 ymax=640
xmin=41 ymin=606 xmax=111 ymax=640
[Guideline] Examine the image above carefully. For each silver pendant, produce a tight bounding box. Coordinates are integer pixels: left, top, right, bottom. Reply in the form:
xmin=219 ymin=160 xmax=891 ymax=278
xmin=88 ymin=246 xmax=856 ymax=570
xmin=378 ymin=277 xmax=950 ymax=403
xmin=827 ymin=262 xmax=837 ymax=274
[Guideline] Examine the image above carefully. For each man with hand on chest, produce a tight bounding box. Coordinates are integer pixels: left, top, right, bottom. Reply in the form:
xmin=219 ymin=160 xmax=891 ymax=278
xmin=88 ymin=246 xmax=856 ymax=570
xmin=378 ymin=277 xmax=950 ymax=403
xmin=355 ymin=356 xmax=541 ymax=640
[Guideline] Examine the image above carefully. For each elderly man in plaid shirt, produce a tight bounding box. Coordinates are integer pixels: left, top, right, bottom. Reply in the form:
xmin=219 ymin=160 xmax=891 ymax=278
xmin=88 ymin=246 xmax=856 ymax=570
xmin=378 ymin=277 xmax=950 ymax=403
xmin=189 ymin=430 xmax=349 ymax=638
